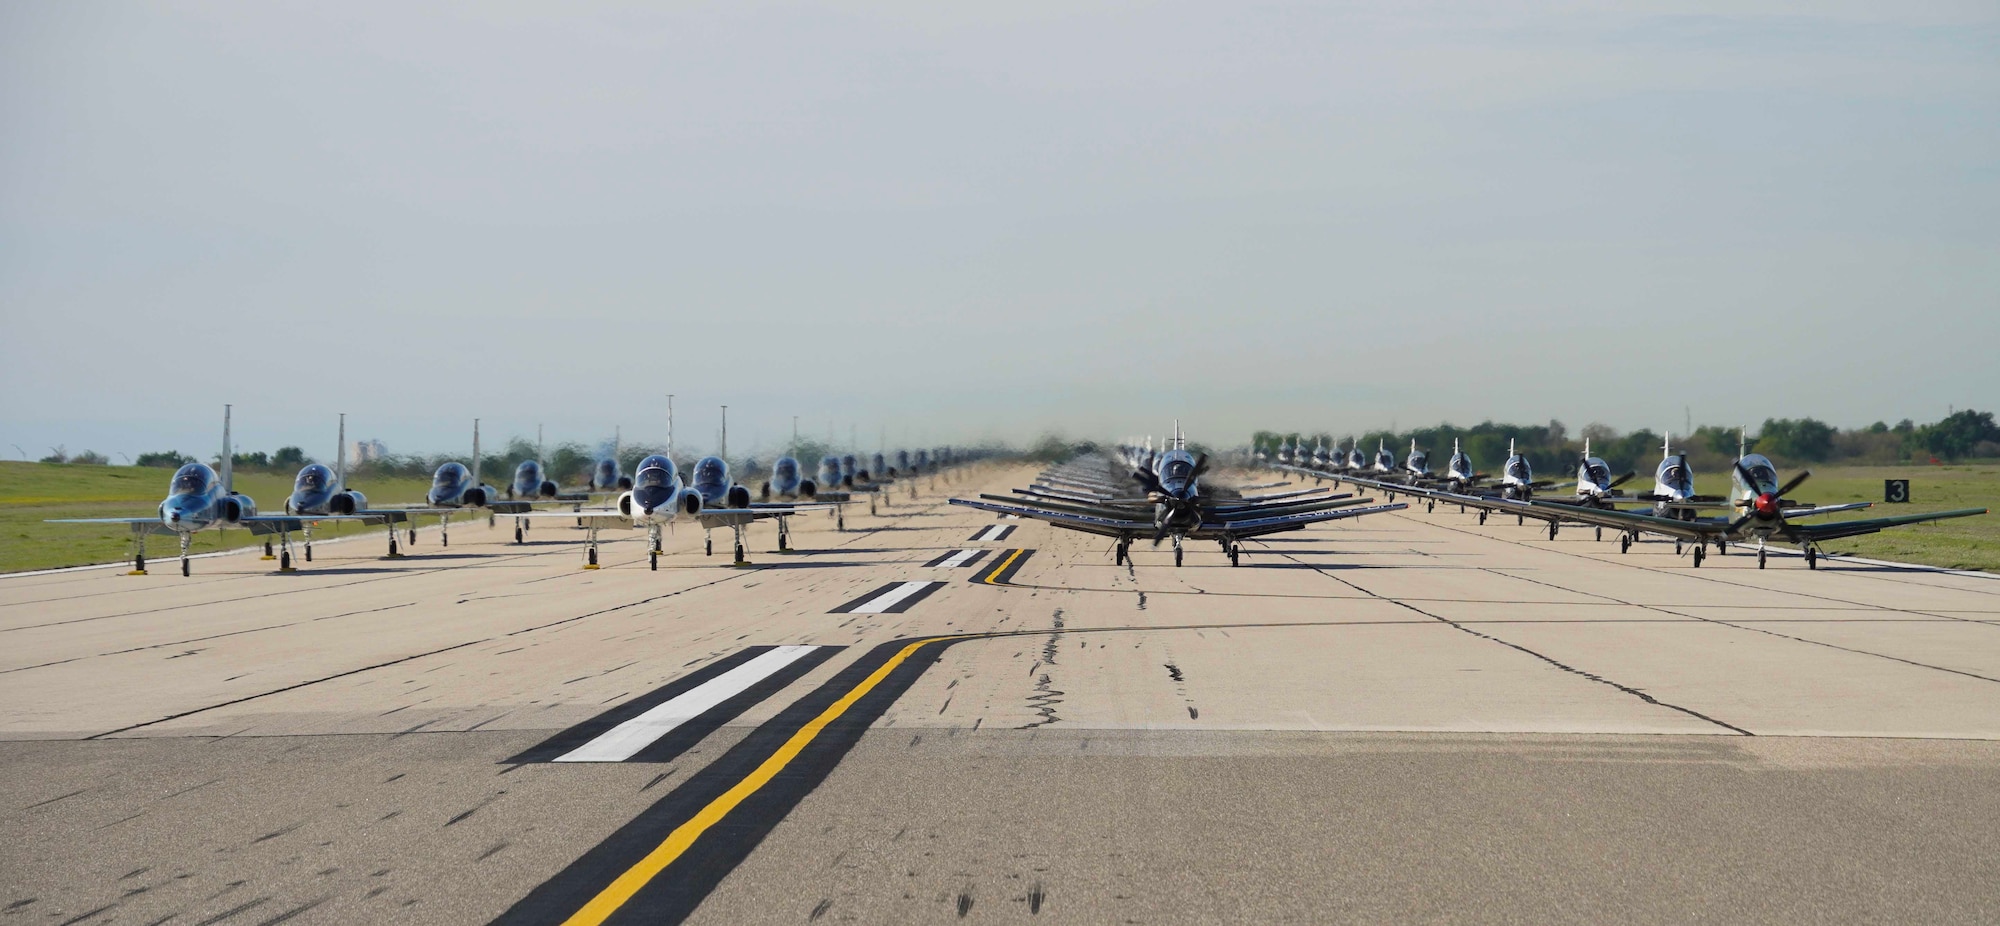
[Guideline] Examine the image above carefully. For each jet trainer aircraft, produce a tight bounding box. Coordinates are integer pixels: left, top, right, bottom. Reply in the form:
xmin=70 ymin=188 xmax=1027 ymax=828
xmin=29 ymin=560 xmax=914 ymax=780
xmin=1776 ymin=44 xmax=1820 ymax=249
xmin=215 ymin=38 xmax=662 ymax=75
xmin=47 ymin=406 xmax=367 ymax=576
xmin=954 ymin=424 xmax=1407 ymax=567
xmin=284 ymin=414 xmax=452 ymax=560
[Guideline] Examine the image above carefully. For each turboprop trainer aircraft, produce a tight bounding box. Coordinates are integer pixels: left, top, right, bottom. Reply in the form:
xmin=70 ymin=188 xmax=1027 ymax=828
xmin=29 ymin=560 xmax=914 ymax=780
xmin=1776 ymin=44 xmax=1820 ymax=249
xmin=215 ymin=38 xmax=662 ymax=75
xmin=47 ymin=406 xmax=367 ymax=576
xmin=1496 ymin=451 xmax=1988 ymax=569
xmin=954 ymin=423 xmax=1407 ymax=567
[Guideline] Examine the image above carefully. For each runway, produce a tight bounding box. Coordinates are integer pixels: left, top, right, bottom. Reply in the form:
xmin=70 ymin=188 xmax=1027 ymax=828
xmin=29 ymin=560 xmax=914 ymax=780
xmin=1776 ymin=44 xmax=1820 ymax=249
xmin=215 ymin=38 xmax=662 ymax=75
xmin=4 ymin=464 xmax=1999 ymax=924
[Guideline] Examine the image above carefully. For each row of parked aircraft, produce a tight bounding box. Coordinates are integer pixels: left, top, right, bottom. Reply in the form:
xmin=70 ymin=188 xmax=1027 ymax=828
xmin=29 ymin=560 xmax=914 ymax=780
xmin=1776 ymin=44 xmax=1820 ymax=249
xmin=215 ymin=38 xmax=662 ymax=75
xmin=49 ymin=408 xmax=970 ymax=576
xmin=1261 ymin=434 xmax=1986 ymax=570
xmin=951 ymin=423 xmax=1407 ymax=566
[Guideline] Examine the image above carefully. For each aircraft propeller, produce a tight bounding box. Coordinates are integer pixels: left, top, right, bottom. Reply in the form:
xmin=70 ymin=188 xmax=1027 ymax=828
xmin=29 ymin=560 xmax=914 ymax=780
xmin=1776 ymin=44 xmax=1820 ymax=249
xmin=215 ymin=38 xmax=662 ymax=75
xmin=1726 ymin=464 xmax=1811 ymax=533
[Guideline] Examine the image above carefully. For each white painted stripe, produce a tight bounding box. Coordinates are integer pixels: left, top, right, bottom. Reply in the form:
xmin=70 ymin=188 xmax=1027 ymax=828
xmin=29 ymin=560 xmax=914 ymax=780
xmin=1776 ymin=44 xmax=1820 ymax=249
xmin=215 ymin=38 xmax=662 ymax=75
xmin=553 ymin=645 xmax=821 ymax=763
xmin=974 ymin=525 xmax=1006 ymax=541
xmin=938 ymin=549 xmax=982 ymax=568
xmin=854 ymin=581 xmax=937 ymax=614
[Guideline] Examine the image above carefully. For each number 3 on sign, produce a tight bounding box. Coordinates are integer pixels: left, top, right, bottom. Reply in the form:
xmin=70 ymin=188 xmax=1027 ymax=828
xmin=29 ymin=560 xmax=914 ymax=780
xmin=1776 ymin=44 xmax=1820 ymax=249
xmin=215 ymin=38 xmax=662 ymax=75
xmin=1884 ymin=479 xmax=1910 ymax=503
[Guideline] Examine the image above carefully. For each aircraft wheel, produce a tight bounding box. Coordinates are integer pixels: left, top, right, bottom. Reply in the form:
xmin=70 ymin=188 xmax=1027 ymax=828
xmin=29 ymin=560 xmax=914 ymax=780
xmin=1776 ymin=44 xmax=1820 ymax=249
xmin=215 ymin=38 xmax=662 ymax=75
xmin=1230 ymin=548 xmax=1240 ymax=567
xmin=1595 ymin=527 xmax=1603 ymax=542
xmin=514 ymin=526 xmax=523 ymax=544
xmin=305 ymin=546 xmax=313 ymax=562
xmin=441 ymin=532 xmax=448 ymax=548
xmin=705 ymin=537 xmax=713 ymax=556
xmin=1693 ymin=546 xmax=1705 ymax=568
xmin=280 ymin=551 xmax=291 ymax=571
xmin=135 ymin=553 xmax=146 ymax=573
xmin=1619 ymin=534 xmax=1631 ymax=554
xmin=1478 ymin=512 xmax=1487 ymax=526
xmin=734 ymin=542 xmax=745 ymax=563
xmin=1548 ymin=523 xmax=1558 ymax=541
xmin=1758 ymin=549 xmax=1767 ymax=569
xmin=1427 ymin=502 xmax=1435 ymax=513
xmin=1675 ymin=540 xmax=1683 ymax=555
xmin=1517 ymin=516 xmax=1524 ymax=526
xmin=264 ymin=541 xmax=274 ymax=557
xmin=1718 ymin=540 xmax=1727 ymax=555
xmin=650 ymin=551 xmax=659 ymax=571
xmin=1175 ymin=547 xmax=1184 ymax=568
xmin=588 ymin=547 xmax=599 ymax=567
xmin=182 ymin=558 xmax=191 ymax=577
xmin=1806 ymin=546 xmax=1818 ymax=570
xmin=409 ymin=528 xmax=417 ymax=545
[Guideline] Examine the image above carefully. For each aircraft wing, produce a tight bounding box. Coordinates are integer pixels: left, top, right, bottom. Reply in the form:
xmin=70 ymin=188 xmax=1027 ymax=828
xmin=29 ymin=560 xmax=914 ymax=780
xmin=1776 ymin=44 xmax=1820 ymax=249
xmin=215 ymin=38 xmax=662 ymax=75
xmin=743 ymin=502 xmax=839 ymax=512
xmin=45 ymin=517 xmax=181 ymax=537
xmin=507 ymin=509 xmax=632 ymax=522
xmin=237 ymin=515 xmax=373 ymax=536
xmin=1194 ymin=503 xmax=1408 ymax=539
xmin=1781 ymin=502 xmax=1873 ymax=518
xmin=948 ymin=498 xmax=1145 ymax=538
xmin=1784 ymin=508 xmax=1988 ymax=544
xmin=1516 ymin=499 xmax=1724 ymax=542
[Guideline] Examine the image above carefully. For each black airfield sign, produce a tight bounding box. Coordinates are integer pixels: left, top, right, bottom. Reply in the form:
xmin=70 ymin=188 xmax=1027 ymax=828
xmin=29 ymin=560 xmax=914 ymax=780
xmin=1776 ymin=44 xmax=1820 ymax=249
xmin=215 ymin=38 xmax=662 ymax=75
xmin=1885 ymin=479 xmax=1911 ymax=503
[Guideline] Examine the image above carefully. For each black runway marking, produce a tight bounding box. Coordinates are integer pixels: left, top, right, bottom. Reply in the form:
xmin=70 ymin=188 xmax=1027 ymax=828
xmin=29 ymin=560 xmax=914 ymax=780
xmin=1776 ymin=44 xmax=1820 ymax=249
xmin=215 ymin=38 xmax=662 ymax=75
xmin=968 ymin=524 xmax=1015 ymax=542
xmin=508 ymin=646 xmax=840 ymax=764
xmin=828 ymin=581 xmax=945 ymax=614
xmin=923 ymin=549 xmax=991 ymax=568
xmin=970 ymin=549 xmax=1036 ymax=586
xmin=493 ymin=635 xmax=979 ymax=926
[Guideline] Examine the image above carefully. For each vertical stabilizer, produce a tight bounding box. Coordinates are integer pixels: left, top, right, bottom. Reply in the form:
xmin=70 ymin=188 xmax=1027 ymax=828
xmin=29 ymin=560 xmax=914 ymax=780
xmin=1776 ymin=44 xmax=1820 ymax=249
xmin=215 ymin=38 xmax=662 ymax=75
xmin=221 ymin=404 xmax=233 ymax=493
xmin=472 ymin=419 xmax=482 ymax=487
xmin=1738 ymin=426 xmax=1746 ymax=461
xmin=1663 ymin=431 xmax=1671 ymax=460
xmin=336 ymin=413 xmax=347 ymax=489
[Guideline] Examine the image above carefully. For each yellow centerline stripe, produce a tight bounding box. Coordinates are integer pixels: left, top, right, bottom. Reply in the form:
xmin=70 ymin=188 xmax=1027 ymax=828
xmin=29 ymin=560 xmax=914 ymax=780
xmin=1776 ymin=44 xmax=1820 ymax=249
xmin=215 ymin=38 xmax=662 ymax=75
xmin=559 ymin=634 xmax=970 ymax=926
xmin=983 ymin=548 xmax=1025 ymax=586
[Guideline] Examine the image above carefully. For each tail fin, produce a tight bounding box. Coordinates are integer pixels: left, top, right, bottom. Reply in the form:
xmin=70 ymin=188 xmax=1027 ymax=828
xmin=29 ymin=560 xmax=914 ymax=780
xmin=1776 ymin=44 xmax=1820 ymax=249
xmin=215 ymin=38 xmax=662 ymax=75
xmin=1663 ymin=431 xmax=1671 ymax=460
xmin=336 ymin=413 xmax=347 ymax=489
xmin=471 ymin=419 xmax=482 ymax=486
xmin=221 ymin=404 xmax=233 ymax=493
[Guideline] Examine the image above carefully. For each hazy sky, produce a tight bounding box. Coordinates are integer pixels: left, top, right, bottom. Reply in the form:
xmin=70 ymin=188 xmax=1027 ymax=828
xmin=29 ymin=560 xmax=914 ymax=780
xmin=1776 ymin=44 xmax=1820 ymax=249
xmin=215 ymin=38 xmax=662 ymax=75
xmin=3 ymin=1 xmax=1995 ymax=463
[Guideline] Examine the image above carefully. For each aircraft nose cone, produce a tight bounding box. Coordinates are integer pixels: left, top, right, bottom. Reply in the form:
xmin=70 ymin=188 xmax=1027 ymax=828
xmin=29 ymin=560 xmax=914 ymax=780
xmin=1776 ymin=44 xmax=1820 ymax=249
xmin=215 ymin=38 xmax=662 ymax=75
xmin=1754 ymin=493 xmax=1779 ymax=516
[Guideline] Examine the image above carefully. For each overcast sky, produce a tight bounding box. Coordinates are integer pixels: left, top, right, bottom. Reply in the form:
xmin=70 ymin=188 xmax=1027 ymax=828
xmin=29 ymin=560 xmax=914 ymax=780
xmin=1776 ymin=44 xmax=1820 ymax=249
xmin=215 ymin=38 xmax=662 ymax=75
xmin=3 ymin=1 xmax=1995 ymax=463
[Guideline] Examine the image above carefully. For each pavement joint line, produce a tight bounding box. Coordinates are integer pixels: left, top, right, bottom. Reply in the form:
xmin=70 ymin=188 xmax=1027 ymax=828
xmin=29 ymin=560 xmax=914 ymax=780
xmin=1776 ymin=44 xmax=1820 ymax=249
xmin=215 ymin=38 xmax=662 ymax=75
xmin=1264 ymin=545 xmax=1756 ymax=736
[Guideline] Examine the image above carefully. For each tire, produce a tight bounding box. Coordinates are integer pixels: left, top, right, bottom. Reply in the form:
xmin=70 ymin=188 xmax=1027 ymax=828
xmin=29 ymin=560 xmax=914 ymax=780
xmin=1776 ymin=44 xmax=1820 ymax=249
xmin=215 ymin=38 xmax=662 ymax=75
xmin=650 ymin=551 xmax=659 ymax=571
xmin=1758 ymin=549 xmax=1767 ymax=569
xmin=515 ymin=526 xmax=523 ymax=544
xmin=1693 ymin=546 xmax=1704 ymax=568
xmin=280 ymin=551 xmax=290 ymax=570
xmin=1806 ymin=547 xmax=1817 ymax=570
xmin=1619 ymin=534 xmax=1631 ymax=554
xmin=734 ymin=542 xmax=745 ymax=562
xmin=1175 ymin=547 xmax=1183 ymax=567
xmin=705 ymin=538 xmax=713 ymax=556
xmin=182 ymin=558 xmax=191 ymax=577
xmin=305 ymin=546 xmax=313 ymax=562
xmin=1595 ymin=528 xmax=1602 ymax=541
xmin=1478 ymin=512 xmax=1487 ymax=525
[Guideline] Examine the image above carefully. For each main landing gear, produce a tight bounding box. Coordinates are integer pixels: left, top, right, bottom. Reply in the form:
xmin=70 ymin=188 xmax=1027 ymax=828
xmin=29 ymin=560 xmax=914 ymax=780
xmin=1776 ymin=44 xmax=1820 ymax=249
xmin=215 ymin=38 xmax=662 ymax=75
xmin=1478 ymin=511 xmax=1487 ymax=526
xmin=582 ymin=523 xmax=602 ymax=570
xmin=130 ymin=533 xmax=149 ymax=576
xmin=775 ymin=517 xmax=792 ymax=553
xmin=262 ymin=540 xmax=276 ymax=561
xmin=648 ymin=524 xmax=663 ymax=571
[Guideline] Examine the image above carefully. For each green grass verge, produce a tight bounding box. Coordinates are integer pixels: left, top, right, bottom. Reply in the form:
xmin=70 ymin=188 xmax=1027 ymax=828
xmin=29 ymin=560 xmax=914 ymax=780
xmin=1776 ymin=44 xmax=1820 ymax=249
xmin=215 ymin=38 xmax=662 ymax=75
xmin=0 ymin=461 xmax=437 ymax=573
xmin=1679 ymin=463 xmax=1999 ymax=572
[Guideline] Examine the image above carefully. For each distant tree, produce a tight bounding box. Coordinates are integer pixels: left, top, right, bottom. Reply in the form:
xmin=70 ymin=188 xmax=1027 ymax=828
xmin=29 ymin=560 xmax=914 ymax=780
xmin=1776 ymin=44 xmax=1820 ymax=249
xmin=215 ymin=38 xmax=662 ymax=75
xmin=1913 ymin=410 xmax=2000 ymax=461
xmin=1867 ymin=421 xmax=1890 ymax=434
xmin=70 ymin=450 xmax=109 ymax=465
xmin=272 ymin=446 xmax=308 ymax=469
xmin=230 ymin=451 xmax=271 ymax=469
xmin=39 ymin=446 xmax=66 ymax=464
xmin=1756 ymin=418 xmax=1835 ymax=463
xmin=136 ymin=451 xmax=190 ymax=467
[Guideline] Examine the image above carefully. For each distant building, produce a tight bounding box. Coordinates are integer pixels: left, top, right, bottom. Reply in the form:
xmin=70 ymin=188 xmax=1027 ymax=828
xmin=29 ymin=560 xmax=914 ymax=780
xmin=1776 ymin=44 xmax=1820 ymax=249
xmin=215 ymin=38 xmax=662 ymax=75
xmin=350 ymin=439 xmax=389 ymax=463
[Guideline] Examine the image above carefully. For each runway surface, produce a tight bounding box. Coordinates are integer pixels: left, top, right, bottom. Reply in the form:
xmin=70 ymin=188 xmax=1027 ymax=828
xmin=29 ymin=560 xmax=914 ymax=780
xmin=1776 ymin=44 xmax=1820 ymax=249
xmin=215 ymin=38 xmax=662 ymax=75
xmin=5 ymin=464 xmax=1999 ymax=924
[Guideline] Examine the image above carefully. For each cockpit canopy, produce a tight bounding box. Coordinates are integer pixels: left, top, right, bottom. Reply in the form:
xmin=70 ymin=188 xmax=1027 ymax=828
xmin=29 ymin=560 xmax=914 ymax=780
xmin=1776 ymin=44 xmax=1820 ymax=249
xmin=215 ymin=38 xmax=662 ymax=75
xmin=171 ymin=463 xmax=213 ymax=496
xmin=1736 ymin=455 xmax=1779 ymax=493
xmin=433 ymin=461 xmax=470 ymax=486
xmin=773 ymin=457 xmax=799 ymax=478
xmin=1584 ymin=460 xmax=1611 ymax=486
xmin=1159 ymin=454 xmax=1196 ymax=491
xmin=295 ymin=464 xmax=332 ymax=491
xmin=634 ymin=455 xmax=676 ymax=488
xmin=694 ymin=456 xmax=728 ymax=487
xmin=515 ymin=460 xmax=542 ymax=480
xmin=1506 ymin=457 xmax=1530 ymax=480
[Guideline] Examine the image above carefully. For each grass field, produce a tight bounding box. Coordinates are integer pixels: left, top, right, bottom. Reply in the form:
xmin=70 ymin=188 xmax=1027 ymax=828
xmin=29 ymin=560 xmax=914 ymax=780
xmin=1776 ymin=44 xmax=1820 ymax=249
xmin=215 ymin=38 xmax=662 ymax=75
xmin=1673 ymin=463 xmax=1999 ymax=572
xmin=0 ymin=462 xmax=438 ymax=573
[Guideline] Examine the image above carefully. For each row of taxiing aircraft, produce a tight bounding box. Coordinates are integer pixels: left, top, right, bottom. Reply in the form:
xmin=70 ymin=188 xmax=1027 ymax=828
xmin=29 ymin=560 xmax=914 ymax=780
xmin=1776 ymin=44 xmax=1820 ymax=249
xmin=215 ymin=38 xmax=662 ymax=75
xmin=950 ymin=422 xmax=1408 ymax=566
xmin=1263 ymin=432 xmax=1987 ymax=571
xmin=48 ymin=407 xmax=968 ymax=576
